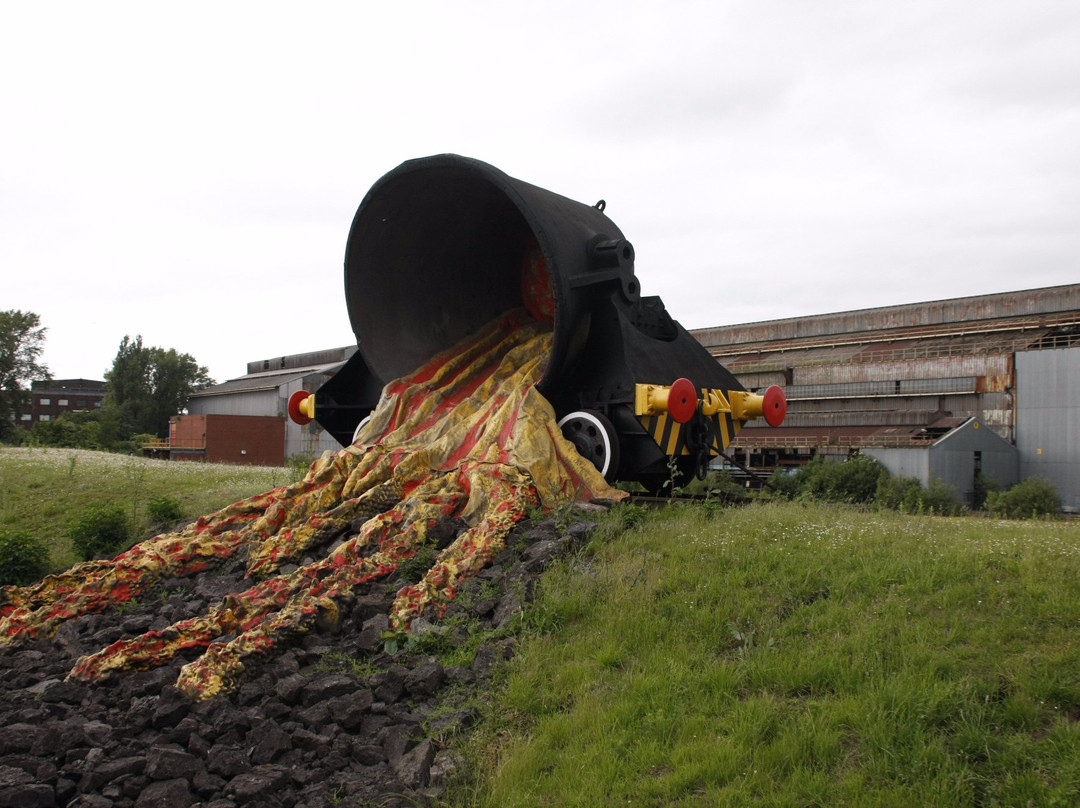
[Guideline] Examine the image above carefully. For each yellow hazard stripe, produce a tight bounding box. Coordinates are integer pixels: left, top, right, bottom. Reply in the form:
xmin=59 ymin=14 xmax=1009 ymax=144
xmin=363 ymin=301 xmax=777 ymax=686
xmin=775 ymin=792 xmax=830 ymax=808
xmin=639 ymin=411 xmax=738 ymax=457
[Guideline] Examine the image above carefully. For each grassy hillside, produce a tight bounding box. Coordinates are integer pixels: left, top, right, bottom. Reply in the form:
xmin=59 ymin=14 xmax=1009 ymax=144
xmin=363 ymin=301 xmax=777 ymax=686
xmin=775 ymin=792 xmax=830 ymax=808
xmin=0 ymin=447 xmax=291 ymax=568
xmin=4 ymin=447 xmax=1077 ymax=805
xmin=453 ymin=502 xmax=1080 ymax=807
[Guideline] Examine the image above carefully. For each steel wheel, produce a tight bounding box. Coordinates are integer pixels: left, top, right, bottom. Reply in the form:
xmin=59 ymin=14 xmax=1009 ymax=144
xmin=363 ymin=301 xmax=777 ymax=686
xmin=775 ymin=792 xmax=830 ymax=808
xmin=351 ymin=415 xmax=373 ymax=444
xmin=557 ymin=410 xmax=620 ymax=483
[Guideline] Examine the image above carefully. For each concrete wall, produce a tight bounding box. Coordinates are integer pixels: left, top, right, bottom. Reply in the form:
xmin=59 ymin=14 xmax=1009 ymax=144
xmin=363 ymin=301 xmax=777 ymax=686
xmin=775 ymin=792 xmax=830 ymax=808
xmin=1016 ymin=347 xmax=1080 ymax=511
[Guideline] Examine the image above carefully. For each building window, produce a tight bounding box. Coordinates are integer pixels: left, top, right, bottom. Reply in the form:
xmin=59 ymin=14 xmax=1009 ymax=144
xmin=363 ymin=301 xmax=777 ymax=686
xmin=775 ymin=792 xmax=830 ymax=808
xmin=94 ymin=401 xmax=102 ymax=408
xmin=76 ymin=400 xmax=87 ymax=408
xmin=21 ymin=414 xmax=32 ymax=421
xmin=40 ymin=414 xmax=50 ymax=421
xmin=40 ymin=398 xmax=51 ymax=406
xmin=59 ymin=399 xmax=68 ymax=406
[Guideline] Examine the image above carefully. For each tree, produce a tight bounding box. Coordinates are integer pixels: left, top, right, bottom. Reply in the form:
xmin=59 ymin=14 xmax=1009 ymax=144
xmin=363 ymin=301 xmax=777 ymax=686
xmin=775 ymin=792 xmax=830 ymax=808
xmin=103 ymin=335 xmax=214 ymax=439
xmin=0 ymin=310 xmax=50 ymax=441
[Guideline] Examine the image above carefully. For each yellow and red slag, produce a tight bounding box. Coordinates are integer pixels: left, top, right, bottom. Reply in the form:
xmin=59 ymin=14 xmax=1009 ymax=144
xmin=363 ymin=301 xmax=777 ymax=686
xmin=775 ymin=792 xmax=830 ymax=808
xmin=1 ymin=309 xmax=624 ymax=700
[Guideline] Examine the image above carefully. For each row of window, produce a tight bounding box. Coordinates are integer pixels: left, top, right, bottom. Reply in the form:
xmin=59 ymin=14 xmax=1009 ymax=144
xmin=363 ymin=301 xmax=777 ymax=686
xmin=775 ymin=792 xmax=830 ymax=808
xmin=33 ymin=399 xmax=102 ymax=408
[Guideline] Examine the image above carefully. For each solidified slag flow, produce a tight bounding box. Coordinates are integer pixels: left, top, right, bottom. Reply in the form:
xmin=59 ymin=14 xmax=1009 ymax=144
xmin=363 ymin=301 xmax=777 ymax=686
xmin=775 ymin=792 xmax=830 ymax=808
xmin=0 ymin=310 xmax=624 ymax=699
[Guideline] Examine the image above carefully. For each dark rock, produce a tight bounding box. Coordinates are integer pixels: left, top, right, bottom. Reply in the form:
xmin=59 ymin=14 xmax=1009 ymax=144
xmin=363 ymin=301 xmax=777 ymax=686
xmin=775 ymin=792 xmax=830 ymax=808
xmin=300 ymin=673 xmax=356 ymax=707
xmin=395 ymin=739 xmax=435 ymax=789
xmin=208 ymin=703 xmax=251 ymax=743
xmin=120 ymin=614 xmax=153 ymax=635
xmin=429 ymin=748 xmax=464 ymax=792
xmin=226 ymin=766 xmax=290 ymax=804
xmin=273 ymin=673 xmax=307 ymax=704
xmin=294 ymin=701 xmax=330 ymax=728
xmin=206 ymin=744 xmax=251 ymax=778
xmin=67 ymin=794 xmax=112 ymax=808
xmin=523 ymin=538 xmax=559 ymax=567
xmin=144 ymin=746 xmax=201 ymax=780
xmin=248 ymin=723 xmax=293 ymax=764
xmin=0 ymin=783 xmax=56 ymax=808
xmin=36 ymin=679 xmax=89 ymax=705
xmin=291 ymin=728 xmax=332 ymax=755
xmin=0 ymin=723 xmax=60 ymax=756
xmin=352 ymin=743 xmax=385 ymax=765
xmin=379 ymin=725 xmax=415 ymax=766
xmin=192 ymin=768 xmax=227 ymax=797
xmin=150 ymin=691 xmax=190 ymax=729
xmin=133 ymin=778 xmax=194 ymax=808
xmin=356 ymin=613 xmax=389 ymax=651
xmin=0 ymin=765 xmax=33 ymax=787
xmin=54 ymin=778 xmax=77 ymax=805
xmin=326 ymin=688 xmax=374 ymax=730
xmin=79 ymin=754 xmax=145 ymax=792
xmin=405 ymin=660 xmax=445 ymax=697
xmin=371 ymin=665 xmax=406 ymax=703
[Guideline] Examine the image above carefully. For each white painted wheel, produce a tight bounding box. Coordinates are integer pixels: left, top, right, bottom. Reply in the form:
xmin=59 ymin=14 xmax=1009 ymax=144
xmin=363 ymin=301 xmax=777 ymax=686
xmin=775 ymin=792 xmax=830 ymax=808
xmin=352 ymin=415 xmax=373 ymax=444
xmin=557 ymin=409 xmax=620 ymax=482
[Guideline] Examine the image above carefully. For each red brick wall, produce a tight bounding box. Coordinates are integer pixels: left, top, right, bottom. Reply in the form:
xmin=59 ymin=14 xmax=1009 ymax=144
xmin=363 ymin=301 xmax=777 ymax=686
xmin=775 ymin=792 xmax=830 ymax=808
xmin=169 ymin=414 xmax=285 ymax=466
xmin=204 ymin=415 xmax=285 ymax=466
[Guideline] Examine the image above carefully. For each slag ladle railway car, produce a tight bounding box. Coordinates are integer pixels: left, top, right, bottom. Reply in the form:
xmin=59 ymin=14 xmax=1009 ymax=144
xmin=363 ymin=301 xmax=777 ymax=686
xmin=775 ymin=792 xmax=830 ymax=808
xmin=289 ymin=155 xmax=785 ymax=492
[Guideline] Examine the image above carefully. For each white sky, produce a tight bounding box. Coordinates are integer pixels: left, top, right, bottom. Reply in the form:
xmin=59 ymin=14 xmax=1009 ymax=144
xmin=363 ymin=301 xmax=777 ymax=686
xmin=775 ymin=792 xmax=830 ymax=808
xmin=3 ymin=1 xmax=1078 ymax=384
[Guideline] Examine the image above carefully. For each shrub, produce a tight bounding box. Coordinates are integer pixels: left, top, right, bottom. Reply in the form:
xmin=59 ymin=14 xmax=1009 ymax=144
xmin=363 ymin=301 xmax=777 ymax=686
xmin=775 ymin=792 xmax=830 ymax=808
xmin=988 ymin=477 xmax=1062 ymax=519
xmin=798 ymin=454 xmax=885 ymax=504
xmin=920 ymin=476 xmax=963 ymax=516
xmin=68 ymin=502 xmax=132 ymax=560
xmin=875 ymin=474 xmax=924 ymax=512
xmin=683 ymin=469 xmax=746 ymax=500
xmin=146 ymin=495 xmax=184 ymax=525
xmin=766 ymin=469 xmax=801 ymax=500
xmin=0 ymin=530 xmax=51 ymax=586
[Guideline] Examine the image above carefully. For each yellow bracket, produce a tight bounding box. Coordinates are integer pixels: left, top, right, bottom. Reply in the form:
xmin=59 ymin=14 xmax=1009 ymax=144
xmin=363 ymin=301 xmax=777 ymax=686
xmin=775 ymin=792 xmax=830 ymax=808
xmin=635 ymin=384 xmax=773 ymax=424
xmin=634 ymin=383 xmax=677 ymax=417
xmin=728 ymin=390 xmax=766 ymax=421
xmin=700 ymin=389 xmax=731 ymax=416
xmin=299 ymin=395 xmax=316 ymax=420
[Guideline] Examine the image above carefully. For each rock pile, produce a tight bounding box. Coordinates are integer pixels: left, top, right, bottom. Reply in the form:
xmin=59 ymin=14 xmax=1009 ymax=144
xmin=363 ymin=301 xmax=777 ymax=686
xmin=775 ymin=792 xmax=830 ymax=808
xmin=0 ymin=506 xmax=607 ymax=808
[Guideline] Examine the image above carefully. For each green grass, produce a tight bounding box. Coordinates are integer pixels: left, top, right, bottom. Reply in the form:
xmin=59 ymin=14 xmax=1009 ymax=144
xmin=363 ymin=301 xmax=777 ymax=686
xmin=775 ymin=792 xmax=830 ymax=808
xmin=0 ymin=446 xmax=292 ymax=569
xmin=454 ymin=502 xmax=1080 ymax=807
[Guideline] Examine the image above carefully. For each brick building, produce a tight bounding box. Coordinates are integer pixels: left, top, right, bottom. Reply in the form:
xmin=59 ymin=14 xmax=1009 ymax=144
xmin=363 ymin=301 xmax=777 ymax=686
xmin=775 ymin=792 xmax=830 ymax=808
xmin=19 ymin=379 xmax=107 ymax=428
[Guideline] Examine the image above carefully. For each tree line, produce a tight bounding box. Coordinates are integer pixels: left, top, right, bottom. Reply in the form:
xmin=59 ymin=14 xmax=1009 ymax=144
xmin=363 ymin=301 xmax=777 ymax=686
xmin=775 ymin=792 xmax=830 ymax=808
xmin=1 ymin=310 xmax=213 ymax=452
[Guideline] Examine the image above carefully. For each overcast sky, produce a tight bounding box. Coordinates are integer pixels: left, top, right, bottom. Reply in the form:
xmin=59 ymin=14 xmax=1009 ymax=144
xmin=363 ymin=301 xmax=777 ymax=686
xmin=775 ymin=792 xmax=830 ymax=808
xmin=3 ymin=1 xmax=1078 ymax=385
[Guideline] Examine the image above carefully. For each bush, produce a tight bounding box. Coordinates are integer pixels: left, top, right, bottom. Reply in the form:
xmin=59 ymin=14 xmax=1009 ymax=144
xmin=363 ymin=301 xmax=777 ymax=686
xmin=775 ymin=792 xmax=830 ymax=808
xmin=875 ymin=474 xmax=924 ymax=512
xmin=797 ymin=454 xmax=885 ymax=504
xmin=146 ymin=495 xmax=184 ymax=525
xmin=0 ymin=529 xmax=51 ymax=586
xmin=988 ymin=477 xmax=1061 ymax=519
xmin=766 ymin=469 xmax=800 ymax=500
xmin=68 ymin=502 xmax=132 ymax=560
xmin=920 ymin=476 xmax=963 ymax=516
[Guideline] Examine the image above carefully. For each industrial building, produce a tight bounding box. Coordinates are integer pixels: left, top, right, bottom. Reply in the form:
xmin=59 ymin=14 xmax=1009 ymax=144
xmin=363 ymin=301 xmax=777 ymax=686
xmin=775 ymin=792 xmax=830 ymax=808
xmin=161 ymin=284 xmax=1077 ymax=511
xmin=693 ymin=284 xmax=1080 ymax=511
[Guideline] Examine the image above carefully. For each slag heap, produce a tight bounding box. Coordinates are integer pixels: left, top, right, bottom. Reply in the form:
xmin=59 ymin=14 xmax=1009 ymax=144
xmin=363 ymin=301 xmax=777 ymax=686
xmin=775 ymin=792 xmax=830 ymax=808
xmin=0 ymin=310 xmax=623 ymax=700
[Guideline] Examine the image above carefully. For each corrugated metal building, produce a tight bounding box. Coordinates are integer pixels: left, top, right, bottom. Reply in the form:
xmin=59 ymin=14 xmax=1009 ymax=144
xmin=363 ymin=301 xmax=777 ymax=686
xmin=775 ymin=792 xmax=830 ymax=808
xmin=692 ymin=284 xmax=1080 ymax=511
xmin=1015 ymin=348 xmax=1080 ymax=509
xmin=186 ymin=346 xmax=357 ymax=461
